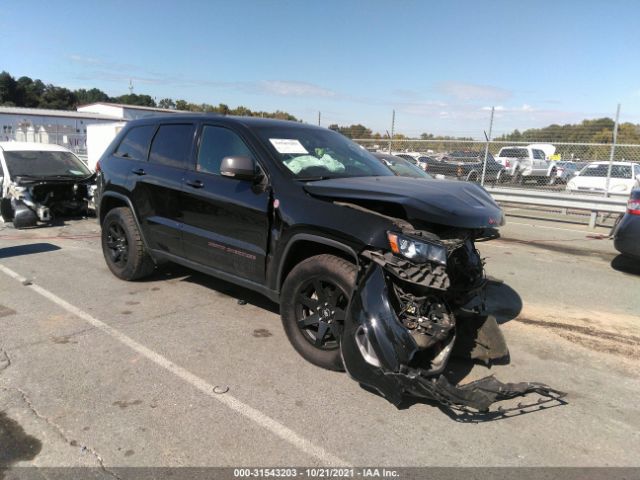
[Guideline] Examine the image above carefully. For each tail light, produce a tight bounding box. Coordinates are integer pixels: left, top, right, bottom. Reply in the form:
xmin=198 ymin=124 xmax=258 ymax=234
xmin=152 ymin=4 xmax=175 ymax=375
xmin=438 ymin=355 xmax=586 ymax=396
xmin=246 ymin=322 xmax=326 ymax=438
xmin=628 ymin=193 xmax=640 ymax=215
xmin=95 ymin=160 xmax=101 ymax=173
xmin=505 ymin=159 xmax=511 ymax=168
xmin=456 ymin=166 xmax=463 ymax=177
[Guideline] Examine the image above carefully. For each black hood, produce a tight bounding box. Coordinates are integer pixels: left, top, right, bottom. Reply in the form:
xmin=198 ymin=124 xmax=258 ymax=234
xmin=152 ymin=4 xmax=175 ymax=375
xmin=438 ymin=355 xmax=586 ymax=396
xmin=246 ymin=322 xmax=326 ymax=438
xmin=303 ymin=176 xmax=504 ymax=229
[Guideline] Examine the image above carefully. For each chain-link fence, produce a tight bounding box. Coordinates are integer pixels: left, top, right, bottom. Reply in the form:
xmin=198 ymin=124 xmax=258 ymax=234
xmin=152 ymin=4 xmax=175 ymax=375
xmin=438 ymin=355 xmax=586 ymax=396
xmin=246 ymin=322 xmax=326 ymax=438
xmin=348 ymin=105 xmax=640 ymax=198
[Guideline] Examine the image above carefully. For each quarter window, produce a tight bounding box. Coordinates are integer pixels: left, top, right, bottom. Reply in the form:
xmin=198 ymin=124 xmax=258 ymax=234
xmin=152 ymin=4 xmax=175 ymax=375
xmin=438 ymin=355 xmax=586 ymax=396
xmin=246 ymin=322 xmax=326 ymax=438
xmin=197 ymin=126 xmax=253 ymax=175
xmin=115 ymin=125 xmax=155 ymax=161
xmin=533 ymin=149 xmax=545 ymax=160
xmin=148 ymin=124 xmax=195 ymax=168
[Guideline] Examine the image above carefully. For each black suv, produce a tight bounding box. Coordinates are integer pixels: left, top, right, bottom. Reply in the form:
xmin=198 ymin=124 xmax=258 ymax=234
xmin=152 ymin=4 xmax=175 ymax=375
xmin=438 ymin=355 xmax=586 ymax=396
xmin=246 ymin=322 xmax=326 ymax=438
xmin=96 ymin=116 xmax=561 ymax=412
xmin=425 ymin=151 xmax=505 ymax=183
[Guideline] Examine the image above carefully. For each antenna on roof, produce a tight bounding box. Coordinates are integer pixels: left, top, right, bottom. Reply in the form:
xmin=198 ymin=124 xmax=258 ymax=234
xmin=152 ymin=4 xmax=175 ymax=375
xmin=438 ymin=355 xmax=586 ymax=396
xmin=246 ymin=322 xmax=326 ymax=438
xmin=128 ymin=79 xmax=134 ymax=95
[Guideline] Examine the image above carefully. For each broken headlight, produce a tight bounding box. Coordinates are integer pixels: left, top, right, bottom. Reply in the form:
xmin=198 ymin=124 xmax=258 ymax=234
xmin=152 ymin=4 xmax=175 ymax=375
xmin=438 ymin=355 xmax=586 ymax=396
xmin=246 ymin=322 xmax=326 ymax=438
xmin=387 ymin=232 xmax=447 ymax=265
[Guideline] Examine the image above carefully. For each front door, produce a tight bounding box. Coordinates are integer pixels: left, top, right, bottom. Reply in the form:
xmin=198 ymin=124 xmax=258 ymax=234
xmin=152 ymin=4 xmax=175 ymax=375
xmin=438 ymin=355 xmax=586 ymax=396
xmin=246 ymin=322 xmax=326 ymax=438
xmin=181 ymin=124 xmax=271 ymax=283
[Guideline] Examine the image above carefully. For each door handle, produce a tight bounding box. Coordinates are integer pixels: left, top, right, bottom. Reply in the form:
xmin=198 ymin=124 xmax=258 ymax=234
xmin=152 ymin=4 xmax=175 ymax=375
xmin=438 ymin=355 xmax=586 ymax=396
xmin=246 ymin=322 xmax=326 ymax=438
xmin=131 ymin=168 xmax=146 ymax=176
xmin=186 ymin=179 xmax=204 ymax=189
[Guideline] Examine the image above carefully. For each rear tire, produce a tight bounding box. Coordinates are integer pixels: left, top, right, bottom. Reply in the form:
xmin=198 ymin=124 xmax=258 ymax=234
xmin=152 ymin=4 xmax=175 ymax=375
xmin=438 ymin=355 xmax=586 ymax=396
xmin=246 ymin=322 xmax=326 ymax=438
xmin=101 ymin=207 xmax=155 ymax=281
xmin=280 ymin=254 xmax=357 ymax=371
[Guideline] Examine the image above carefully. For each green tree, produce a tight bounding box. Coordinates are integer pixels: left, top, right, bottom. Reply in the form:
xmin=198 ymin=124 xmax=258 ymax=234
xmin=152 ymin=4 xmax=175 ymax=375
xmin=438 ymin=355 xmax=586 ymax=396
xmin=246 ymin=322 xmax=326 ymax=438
xmin=16 ymin=77 xmax=46 ymax=107
xmin=0 ymin=71 xmax=17 ymax=105
xmin=112 ymin=93 xmax=156 ymax=107
xmin=74 ymin=88 xmax=110 ymax=106
xmin=38 ymin=85 xmax=77 ymax=109
xmin=157 ymin=98 xmax=176 ymax=109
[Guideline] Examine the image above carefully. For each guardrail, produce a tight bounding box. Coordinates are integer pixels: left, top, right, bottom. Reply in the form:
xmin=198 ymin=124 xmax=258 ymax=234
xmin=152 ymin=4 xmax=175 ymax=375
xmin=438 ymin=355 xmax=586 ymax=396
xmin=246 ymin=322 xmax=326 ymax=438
xmin=485 ymin=187 xmax=628 ymax=228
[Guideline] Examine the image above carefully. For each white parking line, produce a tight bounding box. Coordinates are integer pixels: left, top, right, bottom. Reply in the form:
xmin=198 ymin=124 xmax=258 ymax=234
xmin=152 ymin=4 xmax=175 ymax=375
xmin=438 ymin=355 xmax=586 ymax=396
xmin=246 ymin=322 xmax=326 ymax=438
xmin=0 ymin=263 xmax=349 ymax=467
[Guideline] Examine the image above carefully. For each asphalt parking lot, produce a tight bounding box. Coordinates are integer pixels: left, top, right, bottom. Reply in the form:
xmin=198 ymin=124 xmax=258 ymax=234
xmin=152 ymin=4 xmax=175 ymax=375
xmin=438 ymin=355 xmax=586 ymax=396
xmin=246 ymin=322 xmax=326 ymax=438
xmin=1 ymin=215 xmax=639 ymax=471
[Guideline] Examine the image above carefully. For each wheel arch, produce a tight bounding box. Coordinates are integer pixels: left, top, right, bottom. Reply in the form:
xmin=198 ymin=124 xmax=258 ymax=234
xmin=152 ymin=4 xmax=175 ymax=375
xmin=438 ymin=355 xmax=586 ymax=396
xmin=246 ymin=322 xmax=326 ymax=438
xmin=99 ymin=192 xmax=150 ymax=251
xmin=276 ymin=234 xmax=359 ymax=290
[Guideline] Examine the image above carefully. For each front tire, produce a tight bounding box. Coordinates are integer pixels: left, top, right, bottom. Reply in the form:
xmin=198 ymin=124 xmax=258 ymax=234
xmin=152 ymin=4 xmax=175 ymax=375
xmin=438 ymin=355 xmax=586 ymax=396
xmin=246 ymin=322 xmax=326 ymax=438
xmin=280 ymin=254 xmax=356 ymax=371
xmin=101 ymin=207 xmax=155 ymax=281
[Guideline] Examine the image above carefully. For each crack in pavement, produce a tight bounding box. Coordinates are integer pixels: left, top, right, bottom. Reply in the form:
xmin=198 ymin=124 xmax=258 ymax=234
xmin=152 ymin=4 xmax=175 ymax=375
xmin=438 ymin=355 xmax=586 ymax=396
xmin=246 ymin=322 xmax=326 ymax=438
xmin=0 ymin=350 xmax=10 ymax=372
xmin=2 ymin=386 xmax=122 ymax=480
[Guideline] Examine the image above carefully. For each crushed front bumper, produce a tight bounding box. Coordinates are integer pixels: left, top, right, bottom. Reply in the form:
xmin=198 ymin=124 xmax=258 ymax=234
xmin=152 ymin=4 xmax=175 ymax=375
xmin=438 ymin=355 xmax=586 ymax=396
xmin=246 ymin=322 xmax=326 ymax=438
xmin=341 ymin=262 xmax=566 ymax=414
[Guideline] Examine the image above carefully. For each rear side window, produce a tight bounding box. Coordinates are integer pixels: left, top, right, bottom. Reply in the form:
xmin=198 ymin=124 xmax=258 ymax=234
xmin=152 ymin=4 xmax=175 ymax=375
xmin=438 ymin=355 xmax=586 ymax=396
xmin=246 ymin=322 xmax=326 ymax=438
xmin=115 ymin=125 xmax=155 ymax=161
xmin=149 ymin=124 xmax=195 ymax=168
xmin=499 ymin=148 xmax=528 ymax=158
xmin=196 ymin=125 xmax=253 ymax=175
xmin=533 ymin=149 xmax=545 ymax=160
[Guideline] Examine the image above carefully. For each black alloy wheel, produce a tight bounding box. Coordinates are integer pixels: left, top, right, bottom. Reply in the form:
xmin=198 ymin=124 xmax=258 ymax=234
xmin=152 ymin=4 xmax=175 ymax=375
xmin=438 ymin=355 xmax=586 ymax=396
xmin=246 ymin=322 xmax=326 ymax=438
xmin=280 ymin=254 xmax=357 ymax=370
xmin=105 ymin=221 xmax=129 ymax=268
xmin=101 ymin=207 xmax=155 ymax=281
xmin=295 ymin=277 xmax=349 ymax=350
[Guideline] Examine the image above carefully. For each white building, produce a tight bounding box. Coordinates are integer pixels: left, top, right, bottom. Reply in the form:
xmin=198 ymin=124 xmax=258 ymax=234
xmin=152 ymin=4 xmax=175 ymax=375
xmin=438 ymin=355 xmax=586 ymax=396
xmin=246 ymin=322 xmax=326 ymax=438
xmin=0 ymin=106 xmax=121 ymax=152
xmin=0 ymin=103 xmax=184 ymax=158
xmin=76 ymin=102 xmax=188 ymax=120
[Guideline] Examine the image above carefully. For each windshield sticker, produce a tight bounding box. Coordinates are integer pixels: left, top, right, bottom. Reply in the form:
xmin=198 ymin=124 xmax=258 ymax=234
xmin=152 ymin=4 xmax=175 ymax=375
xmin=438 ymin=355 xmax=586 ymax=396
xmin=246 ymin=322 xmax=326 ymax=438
xmin=269 ymin=139 xmax=309 ymax=154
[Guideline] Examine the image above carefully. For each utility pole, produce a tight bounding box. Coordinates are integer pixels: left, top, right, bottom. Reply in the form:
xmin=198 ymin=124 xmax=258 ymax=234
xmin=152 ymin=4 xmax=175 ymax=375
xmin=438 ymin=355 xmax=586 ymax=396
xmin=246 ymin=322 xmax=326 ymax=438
xmin=318 ymin=111 xmax=321 ymax=126
xmin=128 ymin=79 xmax=134 ymax=95
xmin=388 ymin=109 xmax=395 ymax=153
xmin=604 ymin=103 xmax=621 ymax=198
xmin=481 ymin=106 xmax=495 ymax=186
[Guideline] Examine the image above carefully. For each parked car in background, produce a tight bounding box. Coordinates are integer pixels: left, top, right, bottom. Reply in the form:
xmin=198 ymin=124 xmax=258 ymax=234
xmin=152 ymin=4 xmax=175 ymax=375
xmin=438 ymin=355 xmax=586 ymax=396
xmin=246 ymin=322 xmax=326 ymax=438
xmin=372 ymin=152 xmax=433 ymax=179
xmin=424 ymin=150 xmax=504 ymax=184
xmin=566 ymin=162 xmax=640 ymax=195
xmin=612 ymin=189 xmax=640 ymax=260
xmin=554 ymin=161 xmax=581 ymax=183
xmin=0 ymin=142 xmax=96 ymax=228
xmin=391 ymin=152 xmax=430 ymax=170
xmin=495 ymin=145 xmax=558 ymax=184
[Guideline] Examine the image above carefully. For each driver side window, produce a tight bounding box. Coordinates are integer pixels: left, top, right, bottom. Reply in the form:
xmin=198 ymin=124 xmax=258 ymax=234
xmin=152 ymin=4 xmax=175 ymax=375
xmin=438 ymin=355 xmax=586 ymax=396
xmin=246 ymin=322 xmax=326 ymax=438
xmin=197 ymin=126 xmax=253 ymax=175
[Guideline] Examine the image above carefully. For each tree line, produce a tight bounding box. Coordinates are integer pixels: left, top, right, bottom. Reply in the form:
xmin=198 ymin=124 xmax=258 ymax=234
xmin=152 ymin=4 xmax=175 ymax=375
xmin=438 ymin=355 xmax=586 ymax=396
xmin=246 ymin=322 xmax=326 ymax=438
xmin=0 ymin=71 xmax=297 ymax=121
xmin=2 ymin=70 xmax=639 ymax=146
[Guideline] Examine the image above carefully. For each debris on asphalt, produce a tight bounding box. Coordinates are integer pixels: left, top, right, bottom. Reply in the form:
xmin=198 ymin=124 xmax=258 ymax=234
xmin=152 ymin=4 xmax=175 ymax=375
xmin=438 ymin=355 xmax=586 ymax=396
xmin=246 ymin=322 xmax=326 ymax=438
xmin=213 ymin=385 xmax=229 ymax=394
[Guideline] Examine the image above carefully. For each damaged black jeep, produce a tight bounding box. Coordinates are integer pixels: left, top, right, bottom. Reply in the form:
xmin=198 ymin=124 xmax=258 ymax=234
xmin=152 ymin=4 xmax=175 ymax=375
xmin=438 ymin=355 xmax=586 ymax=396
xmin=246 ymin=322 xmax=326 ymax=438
xmin=0 ymin=143 xmax=96 ymax=228
xmin=96 ymin=116 xmax=564 ymax=414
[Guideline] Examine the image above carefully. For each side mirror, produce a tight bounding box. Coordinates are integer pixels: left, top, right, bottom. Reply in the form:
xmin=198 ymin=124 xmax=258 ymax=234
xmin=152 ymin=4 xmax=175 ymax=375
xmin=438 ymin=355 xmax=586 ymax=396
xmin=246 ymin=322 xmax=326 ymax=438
xmin=220 ymin=156 xmax=257 ymax=181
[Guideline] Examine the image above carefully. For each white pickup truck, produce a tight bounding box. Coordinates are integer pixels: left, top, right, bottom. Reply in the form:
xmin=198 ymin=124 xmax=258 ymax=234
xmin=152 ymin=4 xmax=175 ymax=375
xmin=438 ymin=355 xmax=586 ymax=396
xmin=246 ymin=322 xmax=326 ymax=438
xmin=495 ymin=145 xmax=558 ymax=184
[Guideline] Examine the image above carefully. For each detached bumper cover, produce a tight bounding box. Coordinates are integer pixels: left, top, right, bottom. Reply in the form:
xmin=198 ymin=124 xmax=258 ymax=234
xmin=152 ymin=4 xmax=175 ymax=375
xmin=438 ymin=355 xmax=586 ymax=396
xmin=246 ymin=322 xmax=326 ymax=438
xmin=341 ymin=263 xmax=566 ymax=413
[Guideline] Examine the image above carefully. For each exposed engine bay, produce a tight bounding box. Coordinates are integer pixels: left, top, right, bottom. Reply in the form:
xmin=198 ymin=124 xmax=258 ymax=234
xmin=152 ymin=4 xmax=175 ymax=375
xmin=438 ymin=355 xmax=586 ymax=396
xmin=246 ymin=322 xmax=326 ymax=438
xmin=1 ymin=177 xmax=96 ymax=229
xmin=338 ymin=204 xmax=566 ymax=416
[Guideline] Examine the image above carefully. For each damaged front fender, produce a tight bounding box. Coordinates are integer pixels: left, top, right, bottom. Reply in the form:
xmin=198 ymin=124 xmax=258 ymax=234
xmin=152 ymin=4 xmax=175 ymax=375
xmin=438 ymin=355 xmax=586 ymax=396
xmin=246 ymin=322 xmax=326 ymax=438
xmin=341 ymin=262 xmax=566 ymax=413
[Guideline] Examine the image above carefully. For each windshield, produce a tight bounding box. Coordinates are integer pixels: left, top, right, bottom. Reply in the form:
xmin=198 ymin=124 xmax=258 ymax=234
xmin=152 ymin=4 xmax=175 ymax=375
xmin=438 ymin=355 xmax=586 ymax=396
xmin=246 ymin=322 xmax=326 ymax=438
xmin=579 ymin=164 xmax=631 ymax=179
xmin=4 ymin=150 xmax=91 ymax=178
xmin=255 ymin=126 xmax=393 ymax=180
xmin=374 ymin=154 xmax=432 ymax=179
xmin=499 ymin=148 xmax=529 ymax=158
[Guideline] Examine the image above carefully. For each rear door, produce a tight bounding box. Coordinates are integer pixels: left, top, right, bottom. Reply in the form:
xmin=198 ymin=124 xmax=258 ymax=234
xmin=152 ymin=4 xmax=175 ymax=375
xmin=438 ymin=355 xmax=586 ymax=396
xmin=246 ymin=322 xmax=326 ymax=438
xmin=532 ymin=149 xmax=547 ymax=175
xmin=129 ymin=123 xmax=196 ymax=256
xmin=180 ymin=123 xmax=271 ymax=283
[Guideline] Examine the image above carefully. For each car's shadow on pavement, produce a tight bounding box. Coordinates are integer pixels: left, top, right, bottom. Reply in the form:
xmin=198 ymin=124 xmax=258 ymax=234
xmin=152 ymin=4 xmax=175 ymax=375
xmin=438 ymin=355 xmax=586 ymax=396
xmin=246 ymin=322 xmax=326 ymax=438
xmin=141 ymin=264 xmax=280 ymax=315
xmin=484 ymin=279 xmax=523 ymax=324
xmin=0 ymin=242 xmax=61 ymax=259
xmin=611 ymin=254 xmax=640 ymax=276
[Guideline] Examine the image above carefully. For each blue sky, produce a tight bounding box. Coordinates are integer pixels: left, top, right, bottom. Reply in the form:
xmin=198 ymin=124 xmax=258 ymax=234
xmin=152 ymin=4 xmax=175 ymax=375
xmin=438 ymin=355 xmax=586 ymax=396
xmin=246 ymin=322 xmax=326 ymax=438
xmin=2 ymin=0 xmax=639 ymax=137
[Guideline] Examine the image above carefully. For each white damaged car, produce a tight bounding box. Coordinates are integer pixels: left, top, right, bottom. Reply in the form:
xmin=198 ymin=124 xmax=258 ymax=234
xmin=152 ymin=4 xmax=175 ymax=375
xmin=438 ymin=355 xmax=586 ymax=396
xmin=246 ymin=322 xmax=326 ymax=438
xmin=0 ymin=142 xmax=96 ymax=228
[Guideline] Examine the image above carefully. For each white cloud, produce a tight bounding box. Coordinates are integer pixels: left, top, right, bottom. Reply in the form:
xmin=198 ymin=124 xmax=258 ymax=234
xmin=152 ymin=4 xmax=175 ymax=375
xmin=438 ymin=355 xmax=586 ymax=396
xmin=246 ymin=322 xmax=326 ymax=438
xmin=437 ymin=81 xmax=512 ymax=102
xmin=257 ymin=80 xmax=336 ymax=98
